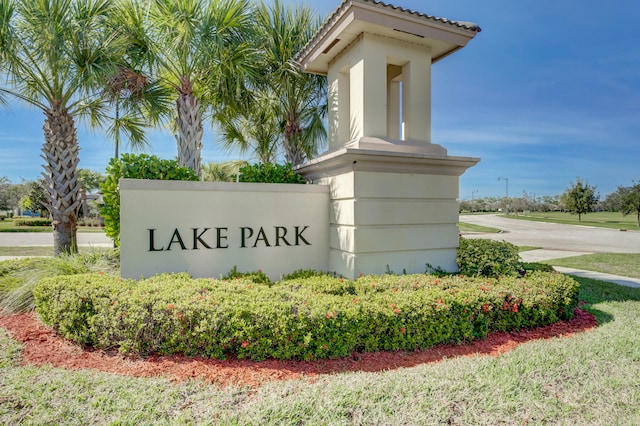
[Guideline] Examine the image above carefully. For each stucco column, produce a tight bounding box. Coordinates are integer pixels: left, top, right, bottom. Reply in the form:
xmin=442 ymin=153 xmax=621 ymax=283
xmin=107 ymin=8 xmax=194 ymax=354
xmin=350 ymin=34 xmax=388 ymax=140
xmin=402 ymin=51 xmax=432 ymax=143
xmin=388 ymin=78 xmax=401 ymax=140
xmin=327 ymin=67 xmax=340 ymax=149
xmin=337 ymin=70 xmax=351 ymax=146
xmin=328 ymin=67 xmax=353 ymax=149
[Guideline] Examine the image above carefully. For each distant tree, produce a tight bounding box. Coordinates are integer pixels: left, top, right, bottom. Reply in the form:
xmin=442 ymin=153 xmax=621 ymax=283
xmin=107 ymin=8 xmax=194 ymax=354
xmin=200 ymin=161 xmax=247 ymax=182
xmin=0 ymin=177 xmax=27 ymax=212
xmin=564 ymin=178 xmax=598 ymax=222
xmin=0 ymin=177 xmax=15 ymax=211
xmin=19 ymin=179 xmax=49 ymax=218
xmin=458 ymin=200 xmax=472 ymax=213
xmin=601 ymin=186 xmax=628 ymax=212
xmin=78 ymin=169 xmax=105 ymax=194
xmin=541 ymin=195 xmax=561 ymax=212
xmin=620 ymin=181 xmax=640 ymax=227
xmin=510 ymin=197 xmax=528 ymax=215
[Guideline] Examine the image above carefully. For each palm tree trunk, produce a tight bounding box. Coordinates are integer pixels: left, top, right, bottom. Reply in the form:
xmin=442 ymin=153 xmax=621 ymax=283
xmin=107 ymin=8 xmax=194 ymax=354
xmin=284 ymin=139 xmax=305 ymax=166
xmin=41 ymin=108 xmax=81 ymax=255
xmin=114 ymin=99 xmax=120 ymax=159
xmin=284 ymin=119 xmax=306 ymax=166
xmin=176 ymin=93 xmax=203 ymax=176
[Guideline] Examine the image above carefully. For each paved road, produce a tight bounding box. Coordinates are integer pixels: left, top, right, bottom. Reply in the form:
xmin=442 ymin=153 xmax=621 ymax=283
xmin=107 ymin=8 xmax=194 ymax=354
xmin=0 ymin=232 xmax=112 ymax=247
xmin=461 ymin=214 xmax=640 ymax=259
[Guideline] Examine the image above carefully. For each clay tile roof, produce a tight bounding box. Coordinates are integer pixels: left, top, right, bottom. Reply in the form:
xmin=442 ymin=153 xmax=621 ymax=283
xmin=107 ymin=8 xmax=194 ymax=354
xmin=296 ymin=0 xmax=481 ymax=64
xmin=360 ymin=0 xmax=481 ymax=32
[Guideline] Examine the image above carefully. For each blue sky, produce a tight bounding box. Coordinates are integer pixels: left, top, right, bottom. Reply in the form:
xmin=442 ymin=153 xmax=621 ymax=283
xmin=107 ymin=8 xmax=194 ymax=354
xmin=1 ymin=0 xmax=639 ymax=200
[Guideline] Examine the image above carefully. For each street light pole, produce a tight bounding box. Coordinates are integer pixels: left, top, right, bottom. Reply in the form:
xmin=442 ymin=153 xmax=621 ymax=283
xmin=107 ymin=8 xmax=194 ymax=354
xmin=498 ymin=177 xmax=509 ymax=215
xmin=471 ymin=189 xmax=478 ymax=213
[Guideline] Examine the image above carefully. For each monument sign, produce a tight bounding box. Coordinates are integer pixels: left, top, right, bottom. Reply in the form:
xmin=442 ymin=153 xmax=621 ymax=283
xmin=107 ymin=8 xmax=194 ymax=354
xmin=120 ymin=179 xmax=329 ymax=279
xmin=120 ymin=0 xmax=480 ymax=280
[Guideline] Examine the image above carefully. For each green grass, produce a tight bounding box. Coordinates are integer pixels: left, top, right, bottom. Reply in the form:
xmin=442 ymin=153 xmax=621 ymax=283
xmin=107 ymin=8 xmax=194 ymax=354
xmin=458 ymin=222 xmax=501 ymax=233
xmin=546 ymin=253 xmax=640 ymax=279
xmin=1 ymin=276 xmax=639 ymax=424
xmin=518 ymin=246 xmax=539 ymax=253
xmin=502 ymin=211 xmax=640 ymax=230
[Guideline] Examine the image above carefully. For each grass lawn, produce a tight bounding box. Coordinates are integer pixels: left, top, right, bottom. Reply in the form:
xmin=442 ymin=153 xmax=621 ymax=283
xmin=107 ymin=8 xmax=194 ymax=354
xmin=458 ymin=222 xmax=501 ymax=233
xmin=546 ymin=253 xmax=640 ymax=279
xmin=501 ymin=211 xmax=640 ymax=231
xmin=518 ymin=246 xmax=539 ymax=252
xmin=1 ymin=276 xmax=639 ymax=424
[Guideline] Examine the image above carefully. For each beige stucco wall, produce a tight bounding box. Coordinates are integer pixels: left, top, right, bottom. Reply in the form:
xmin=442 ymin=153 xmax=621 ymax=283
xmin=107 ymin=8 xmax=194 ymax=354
xmin=316 ymin=171 xmax=461 ymax=278
xmin=119 ymin=179 xmax=329 ymax=280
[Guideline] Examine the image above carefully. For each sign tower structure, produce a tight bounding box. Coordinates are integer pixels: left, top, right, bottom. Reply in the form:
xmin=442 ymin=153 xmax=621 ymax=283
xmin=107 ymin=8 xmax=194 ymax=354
xmin=296 ymin=0 xmax=482 ymax=279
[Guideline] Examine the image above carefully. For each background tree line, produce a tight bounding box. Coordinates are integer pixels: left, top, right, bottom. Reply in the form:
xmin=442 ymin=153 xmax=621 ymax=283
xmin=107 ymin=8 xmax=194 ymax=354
xmin=460 ymin=177 xmax=640 ymax=226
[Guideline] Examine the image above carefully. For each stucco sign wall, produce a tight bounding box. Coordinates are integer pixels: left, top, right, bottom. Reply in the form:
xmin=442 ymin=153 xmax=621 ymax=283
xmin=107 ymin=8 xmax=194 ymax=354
xmin=120 ymin=179 xmax=329 ymax=280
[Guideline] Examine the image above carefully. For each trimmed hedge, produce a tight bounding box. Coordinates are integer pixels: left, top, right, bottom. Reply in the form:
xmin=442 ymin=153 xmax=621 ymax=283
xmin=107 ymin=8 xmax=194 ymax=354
xmin=34 ymin=272 xmax=579 ymax=361
xmin=14 ymin=218 xmax=52 ymax=227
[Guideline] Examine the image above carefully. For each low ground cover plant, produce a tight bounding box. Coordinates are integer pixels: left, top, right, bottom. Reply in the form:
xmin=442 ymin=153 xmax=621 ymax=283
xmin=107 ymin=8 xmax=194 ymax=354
xmin=34 ymin=271 xmax=578 ymax=361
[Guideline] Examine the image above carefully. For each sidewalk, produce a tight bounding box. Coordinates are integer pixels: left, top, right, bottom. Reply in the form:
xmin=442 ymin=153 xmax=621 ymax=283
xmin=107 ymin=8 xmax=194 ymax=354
xmin=552 ymin=267 xmax=640 ymax=289
xmin=518 ymin=249 xmax=640 ymax=288
xmin=0 ymin=232 xmax=112 ymax=247
xmin=0 ymin=232 xmax=112 ymax=262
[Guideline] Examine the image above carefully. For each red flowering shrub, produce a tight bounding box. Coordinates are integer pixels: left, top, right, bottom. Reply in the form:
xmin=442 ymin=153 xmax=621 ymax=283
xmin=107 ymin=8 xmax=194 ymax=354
xmin=33 ymin=271 xmax=579 ymax=361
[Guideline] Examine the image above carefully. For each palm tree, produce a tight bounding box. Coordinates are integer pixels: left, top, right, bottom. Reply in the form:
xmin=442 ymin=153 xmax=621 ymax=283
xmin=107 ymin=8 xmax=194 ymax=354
xmin=252 ymin=0 xmax=327 ymax=166
xmin=145 ymin=0 xmax=258 ymax=177
xmin=0 ymin=0 xmax=125 ymax=255
xmin=103 ymin=67 xmax=150 ymax=159
xmin=104 ymin=0 xmax=172 ymax=159
xmin=216 ymin=90 xmax=281 ymax=164
xmin=200 ymin=160 xmax=246 ymax=182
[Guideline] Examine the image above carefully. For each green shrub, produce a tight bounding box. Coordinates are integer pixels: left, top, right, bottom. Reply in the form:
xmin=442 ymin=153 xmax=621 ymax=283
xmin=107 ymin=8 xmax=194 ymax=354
xmin=34 ymin=271 xmax=579 ymax=361
xmin=223 ymin=266 xmax=272 ymax=285
xmin=100 ymin=154 xmax=198 ymax=246
xmin=13 ymin=218 xmax=52 ymax=227
xmin=281 ymin=269 xmax=341 ymax=281
xmin=457 ymin=238 xmax=522 ymax=277
xmin=239 ymin=163 xmax=306 ymax=184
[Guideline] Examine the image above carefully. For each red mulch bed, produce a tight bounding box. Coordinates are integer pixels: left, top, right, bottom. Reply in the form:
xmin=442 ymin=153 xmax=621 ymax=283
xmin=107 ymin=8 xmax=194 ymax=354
xmin=0 ymin=309 xmax=597 ymax=388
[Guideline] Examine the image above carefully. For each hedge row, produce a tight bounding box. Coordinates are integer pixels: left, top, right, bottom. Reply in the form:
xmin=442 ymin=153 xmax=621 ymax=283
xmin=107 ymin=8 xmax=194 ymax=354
xmin=14 ymin=218 xmax=52 ymax=227
xmin=33 ymin=272 xmax=579 ymax=361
